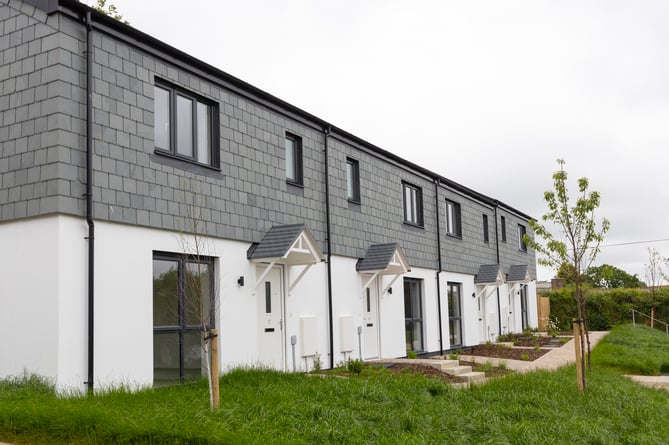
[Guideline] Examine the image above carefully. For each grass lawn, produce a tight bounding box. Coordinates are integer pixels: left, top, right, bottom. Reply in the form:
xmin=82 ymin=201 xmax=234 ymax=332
xmin=1 ymin=324 xmax=668 ymax=444
xmin=591 ymin=323 xmax=669 ymax=375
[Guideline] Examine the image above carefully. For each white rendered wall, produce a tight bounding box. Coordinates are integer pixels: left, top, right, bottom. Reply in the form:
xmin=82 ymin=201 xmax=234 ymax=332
xmin=94 ymin=220 xmax=270 ymax=386
xmin=329 ymin=257 xmax=365 ymax=364
xmin=329 ymin=257 xmax=410 ymax=362
xmin=0 ymin=215 xmax=87 ymax=392
xmin=404 ymin=267 xmax=441 ymax=354
xmin=1 ymin=216 xmax=540 ymax=388
xmin=95 ymin=220 xmax=331 ymax=382
xmin=376 ymin=274 xmax=406 ymax=359
xmin=439 ymin=272 xmax=480 ymax=348
xmin=280 ymin=263 xmax=328 ymax=372
xmin=57 ymin=216 xmax=88 ymax=391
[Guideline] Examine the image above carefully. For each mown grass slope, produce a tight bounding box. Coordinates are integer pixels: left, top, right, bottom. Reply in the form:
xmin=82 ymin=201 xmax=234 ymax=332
xmin=2 ymin=325 xmax=669 ymax=444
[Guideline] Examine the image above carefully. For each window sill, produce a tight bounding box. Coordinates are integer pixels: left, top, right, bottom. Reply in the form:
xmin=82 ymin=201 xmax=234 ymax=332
xmin=286 ymin=180 xmax=304 ymax=188
xmin=347 ymin=198 xmax=361 ymax=205
xmin=446 ymin=233 xmax=463 ymax=240
xmin=403 ymin=221 xmax=424 ymax=229
xmin=153 ymin=149 xmax=221 ymax=172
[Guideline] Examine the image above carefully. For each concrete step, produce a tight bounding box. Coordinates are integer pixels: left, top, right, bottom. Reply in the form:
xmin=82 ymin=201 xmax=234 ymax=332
xmin=435 ymin=359 xmax=461 ymax=371
xmin=458 ymin=371 xmax=487 ymax=383
xmin=443 ymin=365 xmax=473 ymax=376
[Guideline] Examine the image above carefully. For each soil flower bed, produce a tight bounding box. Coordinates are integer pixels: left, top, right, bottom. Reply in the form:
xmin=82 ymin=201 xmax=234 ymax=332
xmin=467 ymin=343 xmax=549 ymax=361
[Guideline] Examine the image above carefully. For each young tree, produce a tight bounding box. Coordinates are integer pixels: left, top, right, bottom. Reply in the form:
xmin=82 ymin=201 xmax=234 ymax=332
xmin=178 ymin=179 xmax=220 ymax=409
xmin=525 ymin=159 xmax=610 ymax=392
xmin=645 ymin=248 xmax=665 ymax=328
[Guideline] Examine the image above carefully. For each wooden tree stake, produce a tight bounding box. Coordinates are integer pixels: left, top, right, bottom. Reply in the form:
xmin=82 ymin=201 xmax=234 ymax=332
xmin=573 ymin=318 xmax=584 ymax=392
xmin=211 ymin=328 xmax=220 ymax=409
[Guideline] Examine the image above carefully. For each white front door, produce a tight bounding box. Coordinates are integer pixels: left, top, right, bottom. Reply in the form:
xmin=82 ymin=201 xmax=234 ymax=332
xmin=257 ymin=266 xmax=284 ymax=370
xmin=363 ymin=280 xmax=380 ymax=359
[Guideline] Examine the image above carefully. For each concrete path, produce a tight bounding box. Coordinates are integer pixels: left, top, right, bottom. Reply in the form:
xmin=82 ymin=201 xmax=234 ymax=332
xmin=459 ymin=331 xmax=610 ymax=373
xmin=460 ymin=331 xmax=669 ymax=392
xmin=626 ymin=375 xmax=669 ymax=391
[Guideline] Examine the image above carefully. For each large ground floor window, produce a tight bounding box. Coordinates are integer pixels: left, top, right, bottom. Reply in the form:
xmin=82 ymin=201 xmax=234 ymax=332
xmin=448 ymin=282 xmax=463 ymax=347
xmin=153 ymin=252 xmax=214 ymax=386
xmin=404 ymin=278 xmax=424 ymax=352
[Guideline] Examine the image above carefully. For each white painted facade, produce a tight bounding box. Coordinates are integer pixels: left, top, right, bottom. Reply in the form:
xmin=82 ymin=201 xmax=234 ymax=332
xmin=1 ymin=215 xmax=537 ymax=392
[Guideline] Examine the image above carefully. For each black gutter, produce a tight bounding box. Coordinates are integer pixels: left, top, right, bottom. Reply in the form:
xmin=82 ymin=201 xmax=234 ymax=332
xmin=323 ymin=127 xmax=334 ymax=369
xmin=84 ymin=11 xmax=95 ymax=393
xmin=494 ymin=204 xmax=501 ymax=338
xmin=434 ymin=179 xmax=444 ymax=356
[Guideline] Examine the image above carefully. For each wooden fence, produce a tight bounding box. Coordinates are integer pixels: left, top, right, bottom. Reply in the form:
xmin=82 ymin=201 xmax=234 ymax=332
xmin=537 ymin=295 xmax=550 ymax=330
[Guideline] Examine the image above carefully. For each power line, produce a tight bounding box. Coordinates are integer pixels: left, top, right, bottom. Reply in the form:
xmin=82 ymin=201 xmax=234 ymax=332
xmin=600 ymin=238 xmax=669 ymax=248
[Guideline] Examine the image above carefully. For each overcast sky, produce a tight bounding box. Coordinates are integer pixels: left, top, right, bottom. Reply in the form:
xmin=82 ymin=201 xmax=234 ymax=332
xmin=92 ymin=0 xmax=669 ymax=282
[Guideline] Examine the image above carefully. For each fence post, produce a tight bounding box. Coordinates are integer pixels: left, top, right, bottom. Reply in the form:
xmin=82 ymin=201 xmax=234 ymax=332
xmin=632 ymin=310 xmax=635 ymax=327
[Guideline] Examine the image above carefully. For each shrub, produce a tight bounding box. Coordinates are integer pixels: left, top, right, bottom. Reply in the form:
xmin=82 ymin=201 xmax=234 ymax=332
xmin=546 ymin=287 xmax=669 ymax=332
xmin=346 ymin=358 xmax=364 ymax=375
xmin=312 ymin=352 xmax=322 ymax=372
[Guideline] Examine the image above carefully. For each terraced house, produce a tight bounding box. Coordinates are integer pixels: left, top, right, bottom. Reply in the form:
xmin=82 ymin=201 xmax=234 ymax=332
xmin=0 ymin=0 xmax=538 ymax=392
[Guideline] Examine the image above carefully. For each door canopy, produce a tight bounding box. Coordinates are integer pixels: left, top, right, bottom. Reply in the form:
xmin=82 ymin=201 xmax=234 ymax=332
xmin=506 ymin=264 xmax=532 ymax=297
xmin=506 ymin=264 xmax=531 ymax=284
xmin=356 ymin=243 xmax=411 ymax=295
xmin=474 ymin=264 xmax=506 ymax=299
xmin=247 ymin=224 xmax=324 ymax=292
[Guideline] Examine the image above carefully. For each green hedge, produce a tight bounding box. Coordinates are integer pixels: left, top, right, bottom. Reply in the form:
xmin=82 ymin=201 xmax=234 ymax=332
xmin=545 ymin=286 xmax=669 ymax=331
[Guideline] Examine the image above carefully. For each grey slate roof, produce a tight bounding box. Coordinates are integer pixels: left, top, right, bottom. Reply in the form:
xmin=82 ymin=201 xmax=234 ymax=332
xmin=356 ymin=243 xmax=399 ymax=272
xmin=247 ymin=224 xmax=307 ymax=260
xmin=507 ymin=264 xmax=530 ymax=282
xmin=474 ymin=264 xmax=503 ymax=284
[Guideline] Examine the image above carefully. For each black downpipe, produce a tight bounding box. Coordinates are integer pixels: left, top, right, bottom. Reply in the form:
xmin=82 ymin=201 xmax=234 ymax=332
xmin=323 ymin=127 xmax=334 ymax=369
xmin=85 ymin=11 xmax=95 ymax=393
xmin=494 ymin=203 xmax=501 ymax=338
xmin=434 ymin=179 xmax=444 ymax=356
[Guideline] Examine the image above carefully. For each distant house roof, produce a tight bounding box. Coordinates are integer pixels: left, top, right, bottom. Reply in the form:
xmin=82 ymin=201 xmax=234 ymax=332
xmin=356 ymin=243 xmax=410 ymax=275
xmin=474 ymin=264 xmax=505 ymax=285
xmin=247 ymin=224 xmax=323 ymax=265
xmin=507 ymin=264 xmax=531 ymax=283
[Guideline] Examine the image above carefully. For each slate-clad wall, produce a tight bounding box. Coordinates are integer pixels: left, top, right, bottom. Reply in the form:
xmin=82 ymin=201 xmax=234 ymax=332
xmin=327 ymin=137 xmax=439 ymax=270
xmin=497 ymin=208 xmax=537 ymax=279
xmin=439 ymin=187 xmax=497 ymax=275
xmin=0 ymin=0 xmax=86 ymax=222
xmin=90 ymin=28 xmax=331 ymax=245
xmin=2 ymin=0 xmax=536 ymax=274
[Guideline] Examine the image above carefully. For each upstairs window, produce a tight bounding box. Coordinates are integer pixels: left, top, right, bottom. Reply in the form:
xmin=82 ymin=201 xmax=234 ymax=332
xmin=346 ymin=158 xmax=360 ymax=203
xmin=402 ymin=182 xmax=423 ymax=227
xmin=154 ymin=80 xmax=219 ymax=168
xmin=446 ymin=200 xmax=462 ymax=237
xmin=518 ymin=224 xmax=528 ymax=252
xmin=483 ymin=214 xmax=489 ymax=244
xmin=501 ymin=216 xmax=507 ymax=242
xmin=285 ymin=133 xmax=303 ymax=185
